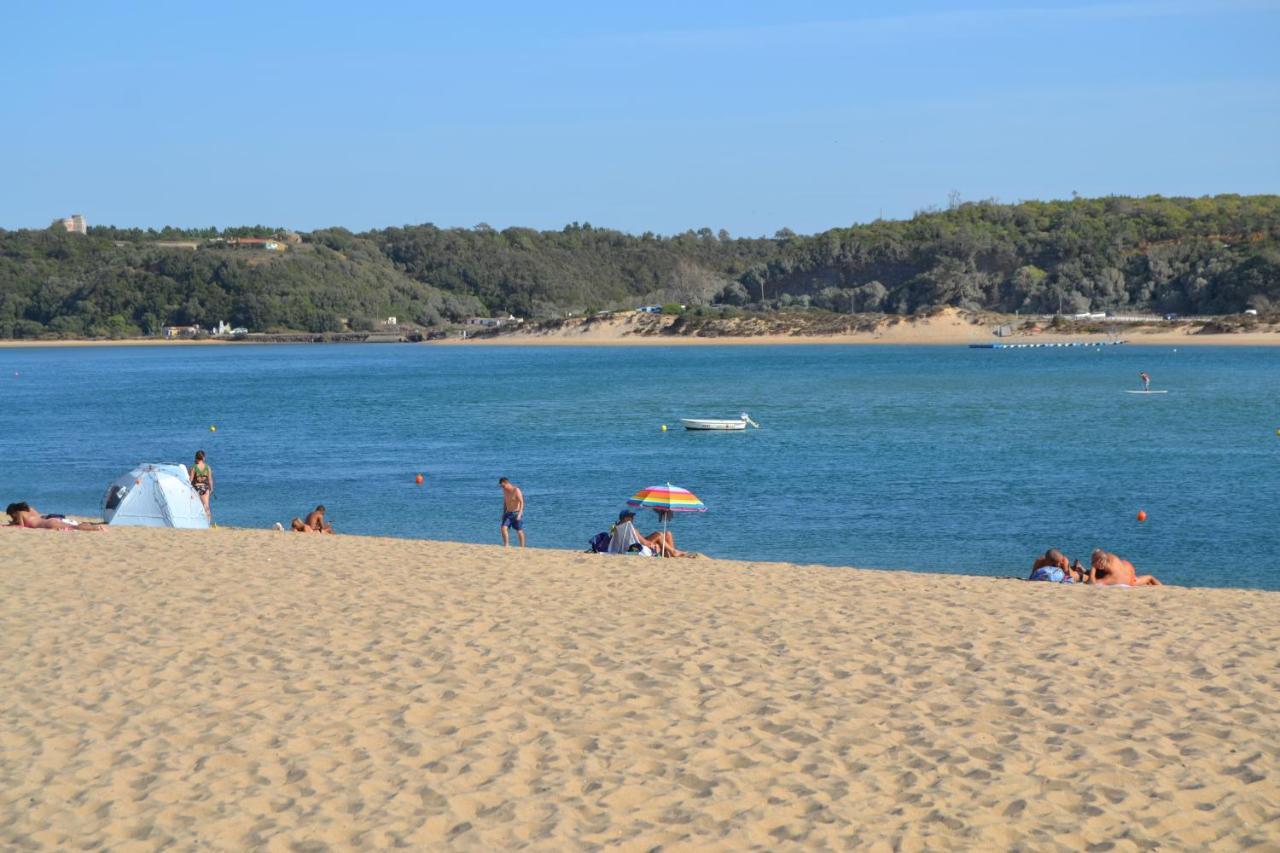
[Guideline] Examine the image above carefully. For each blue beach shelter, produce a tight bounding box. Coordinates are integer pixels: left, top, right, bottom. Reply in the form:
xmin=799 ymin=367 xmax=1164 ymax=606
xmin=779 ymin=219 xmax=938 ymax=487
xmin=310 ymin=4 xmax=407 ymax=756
xmin=101 ymin=463 xmax=211 ymax=528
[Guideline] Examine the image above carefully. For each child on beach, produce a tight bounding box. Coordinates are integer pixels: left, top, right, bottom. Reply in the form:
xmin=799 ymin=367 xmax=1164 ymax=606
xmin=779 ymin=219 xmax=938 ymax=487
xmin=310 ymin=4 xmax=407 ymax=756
xmin=190 ymin=450 xmax=214 ymax=520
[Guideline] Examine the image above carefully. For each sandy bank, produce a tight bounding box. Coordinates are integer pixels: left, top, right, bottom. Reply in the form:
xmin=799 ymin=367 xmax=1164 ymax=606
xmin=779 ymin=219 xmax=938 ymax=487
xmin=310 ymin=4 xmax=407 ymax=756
xmin=2 ymin=526 xmax=1276 ymax=849
xmin=431 ymin=310 xmax=1280 ymax=346
xmin=5 ymin=308 xmax=1279 ymax=349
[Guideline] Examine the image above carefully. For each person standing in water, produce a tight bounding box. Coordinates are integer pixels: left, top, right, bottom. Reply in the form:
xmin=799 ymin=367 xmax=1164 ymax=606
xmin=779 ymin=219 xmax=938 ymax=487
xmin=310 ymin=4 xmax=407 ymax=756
xmin=499 ymin=477 xmax=525 ymax=547
xmin=190 ymin=450 xmax=214 ymax=520
xmin=1139 ymin=371 xmax=1151 ymax=391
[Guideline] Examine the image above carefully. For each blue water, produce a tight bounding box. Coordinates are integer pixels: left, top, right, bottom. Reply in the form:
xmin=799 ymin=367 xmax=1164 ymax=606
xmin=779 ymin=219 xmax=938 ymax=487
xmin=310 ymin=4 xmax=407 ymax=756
xmin=1 ymin=344 xmax=1277 ymax=589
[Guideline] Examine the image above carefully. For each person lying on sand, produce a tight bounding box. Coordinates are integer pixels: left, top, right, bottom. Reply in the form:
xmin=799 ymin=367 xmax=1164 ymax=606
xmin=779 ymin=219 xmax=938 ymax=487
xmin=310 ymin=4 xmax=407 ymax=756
xmin=1028 ymin=549 xmax=1086 ymax=582
xmin=1088 ymin=548 xmax=1162 ymax=586
xmin=5 ymin=502 xmax=105 ymax=531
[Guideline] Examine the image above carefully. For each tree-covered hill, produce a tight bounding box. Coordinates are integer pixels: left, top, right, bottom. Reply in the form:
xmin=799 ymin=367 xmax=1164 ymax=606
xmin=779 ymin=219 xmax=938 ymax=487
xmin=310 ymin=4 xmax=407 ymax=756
xmin=366 ymin=222 xmax=778 ymax=319
xmin=737 ymin=194 xmax=1280 ymax=317
xmin=0 ymin=229 xmax=483 ymax=338
xmin=1 ymin=195 xmax=1277 ymax=339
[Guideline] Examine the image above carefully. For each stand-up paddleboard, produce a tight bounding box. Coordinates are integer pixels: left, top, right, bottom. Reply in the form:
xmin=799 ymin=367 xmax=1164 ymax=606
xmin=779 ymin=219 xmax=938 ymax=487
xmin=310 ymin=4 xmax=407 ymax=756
xmin=1124 ymin=390 xmax=1168 ymax=394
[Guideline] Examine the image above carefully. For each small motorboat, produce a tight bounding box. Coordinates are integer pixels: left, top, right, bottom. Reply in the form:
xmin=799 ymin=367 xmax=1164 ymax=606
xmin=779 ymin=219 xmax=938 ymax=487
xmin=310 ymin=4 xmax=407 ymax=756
xmin=680 ymin=412 xmax=760 ymax=431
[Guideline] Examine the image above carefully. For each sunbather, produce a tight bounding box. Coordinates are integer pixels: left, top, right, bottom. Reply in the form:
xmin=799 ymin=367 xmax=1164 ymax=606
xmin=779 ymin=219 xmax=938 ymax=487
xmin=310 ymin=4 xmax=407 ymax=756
xmin=1029 ymin=548 xmax=1085 ymax=582
xmin=610 ymin=509 xmax=695 ymax=557
xmin=607 ymin=516 xmax=654 ymax=555
xmin=304 ymin=505 xmax=334 ymax=533
xmin=5 ymin=502 xmax=105 ymax=531
xmin=1088 ymin=548 xmax=1162 ymax=586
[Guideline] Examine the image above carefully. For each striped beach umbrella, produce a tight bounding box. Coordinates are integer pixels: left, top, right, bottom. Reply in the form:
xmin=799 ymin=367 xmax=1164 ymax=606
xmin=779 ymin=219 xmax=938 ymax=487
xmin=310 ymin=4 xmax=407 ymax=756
xmin=627 ymin=484 xmax=706 ymax=552
xmin=627 ymin=483 xmax=707 ymax=514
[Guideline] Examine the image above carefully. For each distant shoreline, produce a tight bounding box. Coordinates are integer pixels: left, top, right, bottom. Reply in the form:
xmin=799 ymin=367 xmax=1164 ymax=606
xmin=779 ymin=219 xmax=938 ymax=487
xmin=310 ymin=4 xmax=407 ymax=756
xmin=2 ymin=308 xmax=1279 ymax=348
xmin=3 ymin=332 xmax=1280 ymax=348
xmin=425 ymin=331 xmax=1280 ymax=347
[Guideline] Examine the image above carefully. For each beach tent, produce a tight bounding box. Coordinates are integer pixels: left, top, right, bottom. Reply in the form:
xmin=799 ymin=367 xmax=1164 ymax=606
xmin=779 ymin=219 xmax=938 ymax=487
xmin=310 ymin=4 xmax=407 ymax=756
xmin=101 ymin=463 xmax=211 ymax=528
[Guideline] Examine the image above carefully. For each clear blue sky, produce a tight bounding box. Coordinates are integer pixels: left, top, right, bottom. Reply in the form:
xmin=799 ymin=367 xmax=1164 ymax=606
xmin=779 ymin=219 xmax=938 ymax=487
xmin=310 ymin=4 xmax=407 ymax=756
xmin=3 ymin=1 xmax=1278 ymax=235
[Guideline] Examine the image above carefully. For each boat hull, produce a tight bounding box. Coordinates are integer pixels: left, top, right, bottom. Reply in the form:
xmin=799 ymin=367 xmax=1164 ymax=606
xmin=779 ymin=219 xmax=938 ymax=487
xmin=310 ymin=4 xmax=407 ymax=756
xmin=680 ymin=419 xmax=747 ymax=430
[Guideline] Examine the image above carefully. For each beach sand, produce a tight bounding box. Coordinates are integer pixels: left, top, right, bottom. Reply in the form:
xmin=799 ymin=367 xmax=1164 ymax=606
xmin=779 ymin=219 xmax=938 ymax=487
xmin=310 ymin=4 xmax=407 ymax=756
xmin=4 ymin=308 xmax=1279 ymax=349
xmin=2 ymin=527 xmax=1277 ymax=849
xmin=432 ymin=309 xmax=1280 ymax=347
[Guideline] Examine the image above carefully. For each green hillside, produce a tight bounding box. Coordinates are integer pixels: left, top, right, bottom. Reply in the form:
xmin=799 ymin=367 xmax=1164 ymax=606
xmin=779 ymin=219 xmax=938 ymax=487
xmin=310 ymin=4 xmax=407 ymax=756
xmin=1 ymin=195 xmax=1277 ymax=339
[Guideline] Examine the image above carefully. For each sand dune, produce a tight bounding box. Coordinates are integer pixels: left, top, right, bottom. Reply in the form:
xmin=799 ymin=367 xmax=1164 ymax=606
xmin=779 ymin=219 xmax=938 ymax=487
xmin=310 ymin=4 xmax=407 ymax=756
xmin=432 ymin=308 xmax=1280 ymax=347
xmin=1 ymin=527 xmax=1276 ymax=849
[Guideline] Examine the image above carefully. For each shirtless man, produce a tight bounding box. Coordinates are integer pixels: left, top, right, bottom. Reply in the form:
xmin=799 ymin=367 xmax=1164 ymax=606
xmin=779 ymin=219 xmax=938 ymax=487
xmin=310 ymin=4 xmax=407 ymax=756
xmin=1139 ymin=371 xmax=1151 ymax=392
xmin=499 ymin=477 xmax=525 ymax=547
xmin=303 ymin=505 xmax=333 ymax=533
xmin=1029 ymin=548 xmax=1085 ymax=582
xmin=1088 ymin=548 xmax=1162 ymax=586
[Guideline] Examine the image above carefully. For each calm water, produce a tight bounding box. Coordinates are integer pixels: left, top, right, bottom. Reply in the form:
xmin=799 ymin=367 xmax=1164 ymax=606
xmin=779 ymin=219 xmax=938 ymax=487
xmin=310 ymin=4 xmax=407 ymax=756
xmin=1 ymin=343 xmax=1277 ymax=589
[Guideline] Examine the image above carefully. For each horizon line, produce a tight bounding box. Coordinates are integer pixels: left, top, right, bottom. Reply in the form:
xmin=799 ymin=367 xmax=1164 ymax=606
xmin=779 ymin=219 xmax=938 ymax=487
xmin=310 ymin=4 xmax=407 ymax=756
xmin=12 ymin=191 xmax=1278 ymax=240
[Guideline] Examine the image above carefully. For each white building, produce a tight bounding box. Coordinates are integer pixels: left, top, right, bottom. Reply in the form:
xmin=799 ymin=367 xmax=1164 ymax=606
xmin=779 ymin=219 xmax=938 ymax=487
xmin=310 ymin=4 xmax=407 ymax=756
xmin=61 ymin=213 xmax=87 ymax=234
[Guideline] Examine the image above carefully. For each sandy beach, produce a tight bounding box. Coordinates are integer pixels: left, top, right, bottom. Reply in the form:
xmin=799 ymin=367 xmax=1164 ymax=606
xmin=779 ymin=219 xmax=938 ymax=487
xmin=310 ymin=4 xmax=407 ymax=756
xmin=3 ymin=308 xmax=1279 ymax=349
xmin=430 ymin=308 xmax=1280 ymax=347
xmin=2 ymin=527 xmax=1276 ymax=850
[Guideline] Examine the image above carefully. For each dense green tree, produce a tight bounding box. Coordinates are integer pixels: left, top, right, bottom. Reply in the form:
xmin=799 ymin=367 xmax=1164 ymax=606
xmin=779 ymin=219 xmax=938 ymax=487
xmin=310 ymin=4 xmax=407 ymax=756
xmin=1 ymin=195 xmax=1278 ymax=339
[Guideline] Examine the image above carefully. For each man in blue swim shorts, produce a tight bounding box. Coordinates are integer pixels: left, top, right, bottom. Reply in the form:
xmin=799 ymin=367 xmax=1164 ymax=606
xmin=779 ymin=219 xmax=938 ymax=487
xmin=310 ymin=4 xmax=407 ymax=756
xmin=499 ymin=477 xmax=526 ymax=547
xmin=1028 ymin=548 xmax=1085 ymax=582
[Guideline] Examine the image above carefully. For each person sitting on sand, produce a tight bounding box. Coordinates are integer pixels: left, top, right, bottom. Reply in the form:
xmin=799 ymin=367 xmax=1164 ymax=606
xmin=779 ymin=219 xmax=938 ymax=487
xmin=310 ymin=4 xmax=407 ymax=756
xmin=609 ymin=509 xmax=696 ymax=558
xmin=5 ymin=502 xmax=105 ymax=531
xmin=649 ymin=509 xmax=698 ymax=558
xmin=1088 ymin=548 xmax=1162 ymax=586
xmin=607 ymin=512 xmax=654 ymax=555
xmin=303 ymin=505 xmax=333 ymax=533
xmin=1028 ymin=549 xmax=1085 ymax=582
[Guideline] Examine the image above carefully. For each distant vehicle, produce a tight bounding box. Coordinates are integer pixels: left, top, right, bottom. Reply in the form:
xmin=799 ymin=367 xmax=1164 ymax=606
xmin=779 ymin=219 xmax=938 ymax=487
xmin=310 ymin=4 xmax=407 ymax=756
xmin=1244 ymin=309 xmax=1259 ymax=316
xmin=230 ymin=327 xmax=248 ymax=335
xmin=1164 ymin=313 xmax=1180 ymax=320
xmin=636 ymin=305 xmax=662 ymax=314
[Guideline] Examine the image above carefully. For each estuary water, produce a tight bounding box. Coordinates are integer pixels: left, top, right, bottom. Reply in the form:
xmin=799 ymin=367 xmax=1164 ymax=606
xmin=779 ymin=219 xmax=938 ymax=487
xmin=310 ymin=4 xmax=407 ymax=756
xmin=1 ymin=343 xmax=1277 ymax=589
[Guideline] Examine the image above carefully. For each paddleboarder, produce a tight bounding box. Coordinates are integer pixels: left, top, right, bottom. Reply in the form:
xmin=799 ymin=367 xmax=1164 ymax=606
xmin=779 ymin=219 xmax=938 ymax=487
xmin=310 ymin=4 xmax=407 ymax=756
xmin=1139 ymin=371 xmax=1150 ymax=392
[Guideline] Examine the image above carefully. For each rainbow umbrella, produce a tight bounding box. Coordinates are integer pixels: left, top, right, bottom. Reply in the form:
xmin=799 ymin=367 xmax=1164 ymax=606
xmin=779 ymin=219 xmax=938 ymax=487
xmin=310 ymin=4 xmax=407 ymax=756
xmin=627 ymin=483 xmax=706 ymax=550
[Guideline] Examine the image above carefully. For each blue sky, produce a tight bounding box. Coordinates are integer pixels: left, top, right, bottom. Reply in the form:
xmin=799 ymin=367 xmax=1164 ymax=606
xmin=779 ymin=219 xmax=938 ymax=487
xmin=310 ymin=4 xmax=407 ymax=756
xmin=3 ymin=1 xmax=1278 ymax=235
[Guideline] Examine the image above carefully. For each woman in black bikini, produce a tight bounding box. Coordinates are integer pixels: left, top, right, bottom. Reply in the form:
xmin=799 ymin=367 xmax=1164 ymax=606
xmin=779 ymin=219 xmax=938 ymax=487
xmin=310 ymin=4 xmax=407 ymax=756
xmin=190 ymin=450 xmax=214 ymax=520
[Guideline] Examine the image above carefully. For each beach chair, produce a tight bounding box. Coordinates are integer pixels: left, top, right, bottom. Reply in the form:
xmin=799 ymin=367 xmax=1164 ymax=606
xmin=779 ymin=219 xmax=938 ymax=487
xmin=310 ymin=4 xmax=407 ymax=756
xmin=606 ymin=521 xmax=654 ymax=556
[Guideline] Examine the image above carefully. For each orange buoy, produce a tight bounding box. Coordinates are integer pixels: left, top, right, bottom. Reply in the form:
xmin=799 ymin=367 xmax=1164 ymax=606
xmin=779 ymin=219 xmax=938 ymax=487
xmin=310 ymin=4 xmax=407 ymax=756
xmin=415 ymin=474 xmax=424 ymax=485
xmin=1136 ymin=510 xmax=1147 ymax=522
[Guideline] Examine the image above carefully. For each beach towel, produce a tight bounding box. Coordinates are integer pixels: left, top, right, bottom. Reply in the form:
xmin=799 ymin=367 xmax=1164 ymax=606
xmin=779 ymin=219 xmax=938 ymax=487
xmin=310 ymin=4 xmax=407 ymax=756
xmin=1029 ymin=566 xmax=1073 ymax=583
xmin=606 ymin=521 xmax=653 ymax=556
